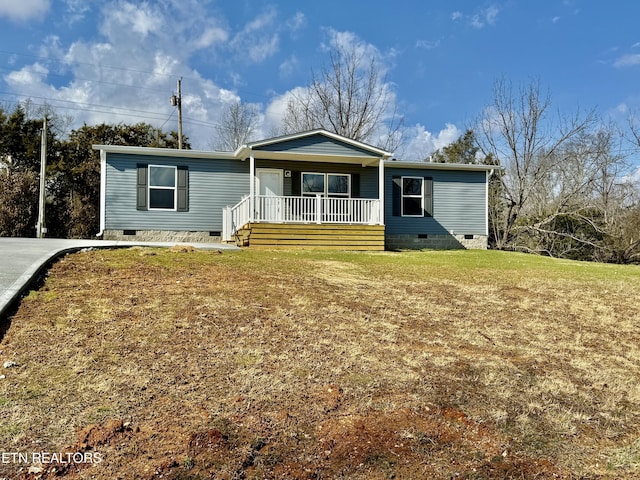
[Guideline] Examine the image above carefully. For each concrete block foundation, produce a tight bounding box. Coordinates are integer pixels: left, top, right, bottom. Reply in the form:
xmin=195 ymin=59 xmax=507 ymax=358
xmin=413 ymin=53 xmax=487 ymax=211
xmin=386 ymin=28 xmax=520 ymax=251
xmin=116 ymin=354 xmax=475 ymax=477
xmin=103 ymin=230 xmax=222 ymax=243
xmin=385 ymin=234 xmax=488 ymax=250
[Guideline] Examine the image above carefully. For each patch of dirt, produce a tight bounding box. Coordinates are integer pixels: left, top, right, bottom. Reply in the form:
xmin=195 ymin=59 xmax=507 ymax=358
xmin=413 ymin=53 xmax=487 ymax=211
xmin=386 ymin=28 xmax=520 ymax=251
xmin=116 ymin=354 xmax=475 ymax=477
xmin=16 ymin=408 xmax=568 ymax=480
xmin=13 ymin=420 xmax=136 ymax=479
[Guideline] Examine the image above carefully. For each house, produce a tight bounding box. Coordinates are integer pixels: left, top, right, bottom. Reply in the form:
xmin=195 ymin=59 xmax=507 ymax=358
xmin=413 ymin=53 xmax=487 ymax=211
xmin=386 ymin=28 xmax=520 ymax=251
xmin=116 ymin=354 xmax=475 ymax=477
xmin=93 ymin=129 xmax=496 ymax=250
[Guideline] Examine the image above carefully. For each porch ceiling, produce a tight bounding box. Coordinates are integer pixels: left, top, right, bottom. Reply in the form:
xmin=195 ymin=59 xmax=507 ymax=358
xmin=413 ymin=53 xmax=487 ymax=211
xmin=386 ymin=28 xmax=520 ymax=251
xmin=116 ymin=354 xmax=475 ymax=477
xmin=248 ymin=150 xmax=381 ymax=167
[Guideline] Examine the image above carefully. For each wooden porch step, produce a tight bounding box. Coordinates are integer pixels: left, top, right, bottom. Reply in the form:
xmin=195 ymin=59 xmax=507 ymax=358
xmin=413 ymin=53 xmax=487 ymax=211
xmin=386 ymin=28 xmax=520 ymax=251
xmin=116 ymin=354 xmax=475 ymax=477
xmin=242 ymin=223 xmax=385 ymax=250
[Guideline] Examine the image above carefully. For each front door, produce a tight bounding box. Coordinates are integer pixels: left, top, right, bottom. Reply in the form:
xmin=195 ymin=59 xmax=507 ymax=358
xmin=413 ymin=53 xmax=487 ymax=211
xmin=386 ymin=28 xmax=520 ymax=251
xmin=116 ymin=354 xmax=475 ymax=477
xmin=256 ymin=169 xmax=283 ymax=221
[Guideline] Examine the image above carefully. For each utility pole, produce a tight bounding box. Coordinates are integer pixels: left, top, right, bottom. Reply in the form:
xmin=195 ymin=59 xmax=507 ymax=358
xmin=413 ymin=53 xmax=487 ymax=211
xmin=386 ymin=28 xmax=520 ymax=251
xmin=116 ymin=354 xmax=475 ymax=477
xmin=171 ymin=79 xmax=184 ymax=149
xmin=36 ymin=116 xmax=47 ymax=238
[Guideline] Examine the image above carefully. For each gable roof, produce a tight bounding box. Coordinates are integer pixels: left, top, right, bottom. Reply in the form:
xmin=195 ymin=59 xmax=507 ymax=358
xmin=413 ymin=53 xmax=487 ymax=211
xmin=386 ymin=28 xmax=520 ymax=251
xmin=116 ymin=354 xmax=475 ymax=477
xmin=235 ymin=129 xmax=392 ymax=163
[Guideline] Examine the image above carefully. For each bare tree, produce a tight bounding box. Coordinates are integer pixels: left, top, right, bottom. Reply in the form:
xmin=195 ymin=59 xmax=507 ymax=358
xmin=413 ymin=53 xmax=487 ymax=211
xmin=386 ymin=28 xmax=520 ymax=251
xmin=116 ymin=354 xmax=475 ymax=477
xmin=214 ymin=101 xmax=260 ymax=151
xmin=21 ymin=98 xmax=74 ymax=138
xmin=281 ymin=45 xmax=403 ymax=151
xmin=477 ymin=78 xmax=599 ymax=250
xmin=628 ymin=112 xmax=640 ymax=148
xmin=521 ymin=126 xmax=632 ymax=258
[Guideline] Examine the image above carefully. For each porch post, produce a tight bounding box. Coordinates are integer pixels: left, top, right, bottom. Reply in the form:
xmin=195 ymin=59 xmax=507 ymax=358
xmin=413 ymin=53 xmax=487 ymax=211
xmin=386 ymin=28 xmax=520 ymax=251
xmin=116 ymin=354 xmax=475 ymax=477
xmin=249 ymin=150 xmax=255 ymax=222
xmin=378 ymin=158 xmax=385 ymax=225
xmin=315 ymin=194 xmax=322 ymax=224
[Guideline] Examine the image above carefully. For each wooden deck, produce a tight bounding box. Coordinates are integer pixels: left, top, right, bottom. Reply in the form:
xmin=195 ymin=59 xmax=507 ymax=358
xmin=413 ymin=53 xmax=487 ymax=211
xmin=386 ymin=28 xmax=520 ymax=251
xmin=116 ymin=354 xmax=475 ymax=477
xmin=232 ymin=223 xmax=385 ymax=250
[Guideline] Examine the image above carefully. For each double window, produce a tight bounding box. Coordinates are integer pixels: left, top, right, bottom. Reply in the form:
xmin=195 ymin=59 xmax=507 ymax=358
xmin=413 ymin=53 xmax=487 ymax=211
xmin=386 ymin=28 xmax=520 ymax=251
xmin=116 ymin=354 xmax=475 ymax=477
xmin=302 ymin=173 xmax=350 ymax=197
xmin=136 ymin=164 xmax=188 ymax=211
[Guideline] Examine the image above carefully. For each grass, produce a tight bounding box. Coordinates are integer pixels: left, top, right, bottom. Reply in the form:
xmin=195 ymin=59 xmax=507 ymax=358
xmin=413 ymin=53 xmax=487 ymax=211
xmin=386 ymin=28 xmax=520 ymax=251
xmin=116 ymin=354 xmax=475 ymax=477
xmin=0 ymin=247 xmax=639 ymax=479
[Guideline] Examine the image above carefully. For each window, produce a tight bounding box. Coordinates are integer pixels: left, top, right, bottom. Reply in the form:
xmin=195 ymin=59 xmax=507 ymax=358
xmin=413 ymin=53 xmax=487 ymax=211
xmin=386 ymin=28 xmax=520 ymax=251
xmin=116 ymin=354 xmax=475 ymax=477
xmin=302 ymin=172 xmax=350 ymax=197
xmin=402 ymin=177 xmax=423 ymax=217
xmin=302 ymin=173 xmax=325 ymax=195
xmin=391 ymin=175 xmax=433 ymax=217
xmin=136 ymin=164 xmax=189 ymax=212
xmin=328 ymin=174 xmax=350 ymax=197
xmin=149 ymin=165 xmax=177 ymax=210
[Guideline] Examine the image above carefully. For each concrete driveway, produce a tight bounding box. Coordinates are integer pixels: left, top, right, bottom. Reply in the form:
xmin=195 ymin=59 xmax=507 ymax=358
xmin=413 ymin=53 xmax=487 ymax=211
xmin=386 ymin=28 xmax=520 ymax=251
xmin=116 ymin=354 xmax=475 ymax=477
xmin=0 ymin=238 xmax=239 ymax=319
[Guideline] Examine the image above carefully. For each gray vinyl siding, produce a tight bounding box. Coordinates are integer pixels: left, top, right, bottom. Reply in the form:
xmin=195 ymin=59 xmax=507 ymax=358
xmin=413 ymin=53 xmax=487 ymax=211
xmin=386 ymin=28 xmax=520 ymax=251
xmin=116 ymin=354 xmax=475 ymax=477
xmin=105 ymin=153 xmax=249 ymax=231
xmin=385 ymin=167 xmax=487 ymax=236
xmin=255 ymin=159 xmax=379 ymax=197
xmin=254 ymin=134 xmax=376 ymax=158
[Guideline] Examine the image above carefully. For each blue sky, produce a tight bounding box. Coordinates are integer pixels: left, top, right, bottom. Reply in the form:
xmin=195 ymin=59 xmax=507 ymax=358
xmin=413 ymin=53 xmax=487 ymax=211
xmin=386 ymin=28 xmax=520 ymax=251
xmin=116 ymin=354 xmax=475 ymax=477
xmin=0 ymin=0 xmax=639 ymax=161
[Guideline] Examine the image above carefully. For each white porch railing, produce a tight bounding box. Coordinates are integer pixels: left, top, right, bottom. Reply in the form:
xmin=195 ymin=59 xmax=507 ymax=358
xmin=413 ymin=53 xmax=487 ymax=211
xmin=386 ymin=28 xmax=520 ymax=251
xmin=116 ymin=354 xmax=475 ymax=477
xmin=222 ymin=195 xmax=381 ymax=241
xmin=222 ymin=195 xmax=250 ymax=242
xmin=255 ymin=195 xmax=381 ymax=225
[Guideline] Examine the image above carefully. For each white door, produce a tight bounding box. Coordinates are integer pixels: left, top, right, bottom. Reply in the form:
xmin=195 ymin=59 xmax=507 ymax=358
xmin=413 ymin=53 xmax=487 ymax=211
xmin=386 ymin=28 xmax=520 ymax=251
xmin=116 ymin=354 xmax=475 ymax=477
xmin=256 ymin=169 xmax=283 ymax=221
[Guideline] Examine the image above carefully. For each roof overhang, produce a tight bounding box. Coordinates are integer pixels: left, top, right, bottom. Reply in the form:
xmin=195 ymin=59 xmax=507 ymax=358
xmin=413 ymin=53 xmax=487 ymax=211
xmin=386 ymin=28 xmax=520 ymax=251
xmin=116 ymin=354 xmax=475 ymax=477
xmin=385 ymin=160 xmax=502 ymax=172
xmin=92 ymin=145 xmax=237 ymax=160
xmin=246 ymin=149 xmax=381 ymax=166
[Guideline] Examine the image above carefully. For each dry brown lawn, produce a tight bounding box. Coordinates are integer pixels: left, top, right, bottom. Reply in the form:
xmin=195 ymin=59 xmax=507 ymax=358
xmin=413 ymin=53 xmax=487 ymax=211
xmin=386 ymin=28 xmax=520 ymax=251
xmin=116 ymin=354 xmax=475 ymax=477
xmin=0 ymin=247 xmax=639 ymax=479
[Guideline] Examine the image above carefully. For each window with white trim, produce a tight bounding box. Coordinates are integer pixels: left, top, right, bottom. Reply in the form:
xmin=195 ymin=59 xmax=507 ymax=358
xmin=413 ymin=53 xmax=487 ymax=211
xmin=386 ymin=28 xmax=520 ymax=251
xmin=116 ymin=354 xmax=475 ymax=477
xmin=327 ymin=174 xmax=350 ymax=197
xmin=302 ymin=172 xmax=351 ymax=197
xmin=302 ymin=172 xmax=325 ymax=196
xmin=149 ymin=165 xmax=177 ymax=210
xmin=402 ymin=176 xmax=423 ymax=217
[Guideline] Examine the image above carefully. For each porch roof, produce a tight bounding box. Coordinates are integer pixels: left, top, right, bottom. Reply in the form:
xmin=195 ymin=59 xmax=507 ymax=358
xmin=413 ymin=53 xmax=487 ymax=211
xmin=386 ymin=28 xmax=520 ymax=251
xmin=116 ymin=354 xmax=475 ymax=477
xmin=246 ymin=149 xmax=383 ymax=166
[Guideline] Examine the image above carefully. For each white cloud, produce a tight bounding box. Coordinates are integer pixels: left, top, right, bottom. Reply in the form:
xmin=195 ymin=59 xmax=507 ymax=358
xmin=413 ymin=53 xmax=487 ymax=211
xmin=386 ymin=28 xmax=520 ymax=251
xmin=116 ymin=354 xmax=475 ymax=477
xmin=4 ymin=63 xmax=49 ymax=86
xmin=101 ymin=1 xmax=163 ymax=39
xmin=453 ymin=5 xmax=500 ymax=29
xmin=485 ymin=6 xmax=499 ymax=25
xmin=279 ymin=56 xmax=299 ymax=78
xmin=614 ymin=54 xmax=640 ymax=68
xmin=471 ymin=6 xmax=499 ymax=29
xmin=2 ymin=0 xmax=241 ymax=149
xmin=249 ymin=34 xmax=279 ymax=63
xmin=324 ymin=29 xmax=379 ymax=58
xmin=231 ymin=8 xmax=280 ymax=63
xmin=0 ymin=0 xmax=50 ymax=22
xmin=398 ymin=123 xmax=462 ymax=161
xmin=614 ymin=103 xmax=629 ymax=115
xmin=62 ymin=0 xmax=91 ymax=25
xmin=415 ymin=39 xmax=440 ymax=50
xmin=627 ymin=165 xmax=640 ymax=184
xmin=193 ymin=27 xmax=229 ymax=49
xmin=263 ymin=87 xmax=307 ymax=136
xmin=321 ymin=28 xmax=394 ymax=76
xmin=286 ymin=12 xmax=306 ymax=33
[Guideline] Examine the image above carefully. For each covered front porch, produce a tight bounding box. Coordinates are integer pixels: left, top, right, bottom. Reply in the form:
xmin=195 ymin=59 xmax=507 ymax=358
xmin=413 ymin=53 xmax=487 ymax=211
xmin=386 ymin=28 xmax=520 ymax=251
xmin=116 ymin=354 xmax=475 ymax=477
xmin=221 ymin=130 xmax=390 ymax=248
xmin=223 ymin=195 xmax=384 ymax=249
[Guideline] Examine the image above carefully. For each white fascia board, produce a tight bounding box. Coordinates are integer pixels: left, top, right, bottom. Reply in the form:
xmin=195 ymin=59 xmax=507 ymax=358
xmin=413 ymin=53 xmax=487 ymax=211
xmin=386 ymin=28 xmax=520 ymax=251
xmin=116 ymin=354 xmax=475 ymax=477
xmin=92 ymin=145 xmax=237 ymax=160
xmin=251 ymin=149 xmax=381 ymax=166
xmin=385 ymin=160 xmax=501 ymax=172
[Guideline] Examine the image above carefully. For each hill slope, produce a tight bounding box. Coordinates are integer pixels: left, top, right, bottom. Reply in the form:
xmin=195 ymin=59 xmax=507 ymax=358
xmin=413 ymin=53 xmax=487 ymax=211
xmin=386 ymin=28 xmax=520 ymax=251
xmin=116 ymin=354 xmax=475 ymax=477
xmin=1 ymin=248 xmax=639 ymax=479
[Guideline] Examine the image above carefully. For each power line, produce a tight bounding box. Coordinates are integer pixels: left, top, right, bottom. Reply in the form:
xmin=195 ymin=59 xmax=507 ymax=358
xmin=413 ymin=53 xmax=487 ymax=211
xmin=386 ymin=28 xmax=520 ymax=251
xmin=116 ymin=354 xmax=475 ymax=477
xmin=0 ymin=65 xmax=169 ymax=95
xmin=0 ymin=91 xmax=171 ymax=120
xmin=0 ymin=92 xmax=216 ymax=128
xmin=0 ymin=49 xmax=180 ymax=81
